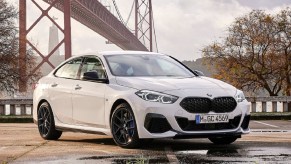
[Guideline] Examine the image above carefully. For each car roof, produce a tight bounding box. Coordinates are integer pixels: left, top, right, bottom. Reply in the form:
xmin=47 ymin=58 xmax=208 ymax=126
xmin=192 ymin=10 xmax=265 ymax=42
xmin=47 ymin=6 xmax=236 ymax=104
xmin=75 ymin=51 xmax=164 ymax=57
xmin=51 ymin=51 xmax=166 ymax=76
xmin=100 ymin=51 xmax=163 ymax=56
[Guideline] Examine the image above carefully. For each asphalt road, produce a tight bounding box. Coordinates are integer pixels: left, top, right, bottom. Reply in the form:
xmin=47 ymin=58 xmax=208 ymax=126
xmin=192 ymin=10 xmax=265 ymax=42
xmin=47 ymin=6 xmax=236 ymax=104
xmin=1 ymin=120 xmax=291 ymax=164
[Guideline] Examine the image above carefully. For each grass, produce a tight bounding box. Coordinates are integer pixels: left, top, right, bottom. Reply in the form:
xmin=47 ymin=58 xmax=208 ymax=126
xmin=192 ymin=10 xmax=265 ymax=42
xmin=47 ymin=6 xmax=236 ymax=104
xmin=251 ymin=112 xmax=291 ymax=120
xmin=0 ymin=115 xmax=33 ymax=123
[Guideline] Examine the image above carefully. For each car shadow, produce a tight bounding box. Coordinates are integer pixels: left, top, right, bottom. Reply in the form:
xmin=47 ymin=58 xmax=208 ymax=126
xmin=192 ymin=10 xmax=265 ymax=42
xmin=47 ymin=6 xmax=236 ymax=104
xmin=143 ymin=138 xmax=241 ymax=150
xmin=58 ymin=137 xmax=116 ymax=145
xmin=58 ymin=136 xmax=242 ymax=153
xmin=57 ymin=137 xmax=247 ymax=163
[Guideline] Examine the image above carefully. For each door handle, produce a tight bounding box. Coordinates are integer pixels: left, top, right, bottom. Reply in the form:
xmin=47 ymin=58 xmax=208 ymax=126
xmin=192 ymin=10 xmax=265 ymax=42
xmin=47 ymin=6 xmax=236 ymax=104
xmin=51 ymin=83 xmax=58 ymax=87
xmin=75 ymin=84 xmax=82 ymax=90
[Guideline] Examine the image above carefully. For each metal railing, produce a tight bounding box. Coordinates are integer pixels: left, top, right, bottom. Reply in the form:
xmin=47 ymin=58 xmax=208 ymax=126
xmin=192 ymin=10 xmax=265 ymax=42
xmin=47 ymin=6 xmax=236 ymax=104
xmin=246 ymin=97 xmax=291 ymax=113
xmin=0 ymin=99 xmax=33 ymax=116
xmin=0 ymin=97 xmax=290 ymax=116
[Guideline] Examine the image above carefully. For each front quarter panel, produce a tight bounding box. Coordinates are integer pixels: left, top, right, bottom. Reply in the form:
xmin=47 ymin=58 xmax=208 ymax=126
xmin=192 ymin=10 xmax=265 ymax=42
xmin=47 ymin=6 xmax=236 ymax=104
xmin=104 ymin=84 xmax=139 ymax=133
xmin=33 ymin=77 xmax=52 ymax=124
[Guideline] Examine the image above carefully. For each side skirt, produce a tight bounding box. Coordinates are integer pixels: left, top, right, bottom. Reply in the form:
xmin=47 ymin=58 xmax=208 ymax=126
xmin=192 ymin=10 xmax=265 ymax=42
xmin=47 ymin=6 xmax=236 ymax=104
xmin=56 ymin=126 xmax=107 ymax=135
xmin=55 ymin=122 xmax=111 ymax=136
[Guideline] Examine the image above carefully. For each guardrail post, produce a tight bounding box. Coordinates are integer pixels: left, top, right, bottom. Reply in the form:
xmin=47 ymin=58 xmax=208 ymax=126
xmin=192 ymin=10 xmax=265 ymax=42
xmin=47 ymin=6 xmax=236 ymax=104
xmin=20 ymin=104 xmax=26 ymax=115
xmin=262 ymin=102 xmax=267 ymax=112
xmin=30 ymin=104 xmax=33 ymax=115
xmin=272 ymin=102 xmax=277 ymax=112
xmin=283 ymin=102 xmax=289 ymax=112
xmin=251 ymin=102 xmax=256 ymax=112
xmin=10 ymin=105 xmax=16 ymax=115
xmin=0 ymin=105 xmax=5 ymax=115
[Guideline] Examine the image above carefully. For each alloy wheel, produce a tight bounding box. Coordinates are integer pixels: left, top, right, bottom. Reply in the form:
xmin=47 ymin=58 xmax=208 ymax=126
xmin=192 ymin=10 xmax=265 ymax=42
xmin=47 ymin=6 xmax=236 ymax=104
xmin=112 ymin=107 xmax=135 ymax=145
xmin=38 ymin=105 xmax=51 ymax=136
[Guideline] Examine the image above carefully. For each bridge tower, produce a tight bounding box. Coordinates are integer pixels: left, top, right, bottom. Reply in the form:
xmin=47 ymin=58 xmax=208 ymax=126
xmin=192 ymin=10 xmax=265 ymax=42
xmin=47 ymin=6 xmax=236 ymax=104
xmin=18 ymin=0 xmax=154 ymax=92
xmin=18 ymin=0 xmax=72 ymax=92
xmin=135 ymin=0 xmax=153 ymax=51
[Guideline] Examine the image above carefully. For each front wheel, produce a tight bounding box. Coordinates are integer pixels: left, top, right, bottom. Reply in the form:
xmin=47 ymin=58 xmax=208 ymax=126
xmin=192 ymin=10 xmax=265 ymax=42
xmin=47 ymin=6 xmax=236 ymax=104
xmin=208 ymin=136 xmax=238 ymax=145
xmin=111 ymin=103 xmax=140 ymax=148
xmin=37 ymin=102 xmax=62 ymax=140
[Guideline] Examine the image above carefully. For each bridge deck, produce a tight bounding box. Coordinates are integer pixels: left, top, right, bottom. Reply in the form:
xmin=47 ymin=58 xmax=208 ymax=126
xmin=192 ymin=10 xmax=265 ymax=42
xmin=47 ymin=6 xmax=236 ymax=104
xmin=43 ymin=0 xmax=148 ymax=51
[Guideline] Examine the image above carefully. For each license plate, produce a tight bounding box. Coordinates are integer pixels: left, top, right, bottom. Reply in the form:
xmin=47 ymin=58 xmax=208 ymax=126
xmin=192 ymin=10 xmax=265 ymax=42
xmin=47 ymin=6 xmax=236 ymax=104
xmin=195 ymin=114 xmax=229 ymax=124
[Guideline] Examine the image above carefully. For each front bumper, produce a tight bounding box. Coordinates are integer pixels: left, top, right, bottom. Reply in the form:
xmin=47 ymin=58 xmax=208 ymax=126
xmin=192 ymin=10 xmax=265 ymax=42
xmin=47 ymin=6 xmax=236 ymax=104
xmin=143 ymin=112 xmax=250 ymax=139
xmin=132 ymin=97 xmax=251 ymax=139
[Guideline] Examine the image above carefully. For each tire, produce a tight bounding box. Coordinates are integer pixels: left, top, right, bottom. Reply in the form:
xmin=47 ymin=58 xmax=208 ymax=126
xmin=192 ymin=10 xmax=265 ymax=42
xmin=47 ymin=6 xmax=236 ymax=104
xmin=37 ymin=102 xmax=62 ymax=140
xmin=208 ymin=136 xmax=238 ymax=145
xmin=111 ymin=103 xmax=140 ymax=148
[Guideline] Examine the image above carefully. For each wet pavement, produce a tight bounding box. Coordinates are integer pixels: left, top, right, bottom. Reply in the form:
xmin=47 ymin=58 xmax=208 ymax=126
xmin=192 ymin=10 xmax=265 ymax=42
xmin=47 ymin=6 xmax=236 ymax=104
xmin=0 ymin=120 xmax=291 ymax=163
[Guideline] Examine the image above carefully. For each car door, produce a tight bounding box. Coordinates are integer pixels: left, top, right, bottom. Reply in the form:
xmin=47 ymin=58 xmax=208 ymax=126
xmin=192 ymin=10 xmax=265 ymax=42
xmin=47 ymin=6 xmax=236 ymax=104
xmin=72 ymin=56 xmax=107 ymax=127
xmin=48 ymin=57 xmax=83 ymax=125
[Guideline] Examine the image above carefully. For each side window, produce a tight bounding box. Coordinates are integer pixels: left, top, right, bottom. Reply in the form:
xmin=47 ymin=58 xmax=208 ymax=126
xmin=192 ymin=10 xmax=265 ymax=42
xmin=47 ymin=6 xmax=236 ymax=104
xmin=80 ymin=57 xmax=107 ymax=79
xmin=55 ymin=58 xmax=82 ymax=79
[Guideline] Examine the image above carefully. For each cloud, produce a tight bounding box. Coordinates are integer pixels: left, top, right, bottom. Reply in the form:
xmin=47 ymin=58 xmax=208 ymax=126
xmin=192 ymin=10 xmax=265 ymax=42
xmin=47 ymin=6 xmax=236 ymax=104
xmin=12 ymin=0 xmax=290 ymax=61
xmin=151 ymin=0 xmax=251 ymax=60
xmin=237 ymin=0 xmax=291 ymax=9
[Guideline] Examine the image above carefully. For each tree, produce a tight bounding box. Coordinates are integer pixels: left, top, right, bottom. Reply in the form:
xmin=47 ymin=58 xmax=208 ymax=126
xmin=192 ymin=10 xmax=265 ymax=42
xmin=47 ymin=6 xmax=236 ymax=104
xmin=275 ymin=9 xmax=291 ymax=96
xmin=202 ymin=9 xmax=291 ymax=97
xmin=0 ymin=0 xmax=40 ymax=96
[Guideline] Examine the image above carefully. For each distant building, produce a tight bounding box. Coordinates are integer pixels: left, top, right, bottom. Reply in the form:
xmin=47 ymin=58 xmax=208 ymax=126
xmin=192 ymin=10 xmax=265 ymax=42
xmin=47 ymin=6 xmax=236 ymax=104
xmin=6 ymin=20 xmax=65 ymax=98
xmin=39 ymin=18 xmax=64 ymax=75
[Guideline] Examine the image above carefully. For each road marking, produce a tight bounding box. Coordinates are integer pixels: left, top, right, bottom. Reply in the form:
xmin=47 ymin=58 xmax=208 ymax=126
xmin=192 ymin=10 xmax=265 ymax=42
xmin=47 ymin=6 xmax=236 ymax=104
xmin=251 ymin=129 xmax=290 ymax=133
xmin=164 ymin=146 xmax=179 ymax=164
xmin=253 ymin=121 xmax=279 ymax=128
xmin=177 ymin=150 xmax=208 ymax=155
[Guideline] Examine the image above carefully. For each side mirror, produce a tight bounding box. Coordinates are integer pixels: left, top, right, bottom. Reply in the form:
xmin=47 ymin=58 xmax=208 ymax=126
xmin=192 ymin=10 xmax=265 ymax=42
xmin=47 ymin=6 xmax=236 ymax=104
xmin=194 ymin=70 xmax=205 ymax=76
xmin=83 ymin=71 xmax=99 ymax=80
xmin=82 ymin=71 xmax=109 ymax=83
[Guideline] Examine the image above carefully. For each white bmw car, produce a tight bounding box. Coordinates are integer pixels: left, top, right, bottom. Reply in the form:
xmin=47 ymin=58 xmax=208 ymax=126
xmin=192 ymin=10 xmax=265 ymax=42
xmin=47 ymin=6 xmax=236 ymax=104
xmin=33 ymin=51 xmax=250 ymax=148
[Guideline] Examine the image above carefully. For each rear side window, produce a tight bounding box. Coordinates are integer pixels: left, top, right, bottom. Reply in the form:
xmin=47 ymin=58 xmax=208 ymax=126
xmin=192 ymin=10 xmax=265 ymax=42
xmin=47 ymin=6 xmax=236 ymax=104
xmin=55 ymin=58 xmax=82 ymax=79
xmin=80 ymin=57 xmax=107 ymax=80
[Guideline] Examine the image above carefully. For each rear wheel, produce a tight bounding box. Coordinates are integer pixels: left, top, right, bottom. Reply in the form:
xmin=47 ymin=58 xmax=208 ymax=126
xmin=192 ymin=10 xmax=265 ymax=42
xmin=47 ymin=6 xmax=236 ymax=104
xmin=208 ymin=136 xmax=238 ymax=145
xmin=37 ymin=102 xmax=62 ymax=140
xmin=111 ymin=103 xmax=140 ymax=148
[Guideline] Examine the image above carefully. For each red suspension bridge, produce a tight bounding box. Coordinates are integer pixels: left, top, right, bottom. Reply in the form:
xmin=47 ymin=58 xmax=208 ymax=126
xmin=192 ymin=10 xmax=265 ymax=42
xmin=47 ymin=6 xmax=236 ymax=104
xmin=18 ymin=0 xmax=157 ymax=92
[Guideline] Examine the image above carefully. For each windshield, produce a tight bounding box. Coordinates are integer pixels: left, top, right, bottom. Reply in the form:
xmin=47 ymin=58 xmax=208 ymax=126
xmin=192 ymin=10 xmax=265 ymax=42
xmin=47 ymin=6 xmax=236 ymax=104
xmin=105 ymin=54 xmax=194 ymax=77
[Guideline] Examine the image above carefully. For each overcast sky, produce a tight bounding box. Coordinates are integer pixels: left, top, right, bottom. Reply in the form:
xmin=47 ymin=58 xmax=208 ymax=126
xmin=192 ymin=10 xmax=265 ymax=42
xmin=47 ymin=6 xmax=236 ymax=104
xmin=12 ymin=0 xmax=291 ymax=61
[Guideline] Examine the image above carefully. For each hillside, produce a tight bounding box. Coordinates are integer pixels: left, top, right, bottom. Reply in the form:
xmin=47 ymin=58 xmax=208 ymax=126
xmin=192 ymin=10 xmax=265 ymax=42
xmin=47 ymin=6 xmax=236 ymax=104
xmin=182 ymin=58 xmax=213 ymax=77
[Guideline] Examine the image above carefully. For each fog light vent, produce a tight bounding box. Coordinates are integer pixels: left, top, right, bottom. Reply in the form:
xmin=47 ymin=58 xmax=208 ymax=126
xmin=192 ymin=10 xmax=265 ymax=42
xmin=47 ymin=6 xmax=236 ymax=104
xmin=144 ymin=113 xmax=172 ymax=133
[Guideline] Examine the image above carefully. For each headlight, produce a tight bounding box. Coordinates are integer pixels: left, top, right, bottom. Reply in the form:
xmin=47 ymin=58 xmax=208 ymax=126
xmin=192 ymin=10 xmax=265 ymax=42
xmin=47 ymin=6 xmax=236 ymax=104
xmin=135 ymin=90 xmax=179 ymax=104
xmin=235 ymin=90 xmax=245 ymax=103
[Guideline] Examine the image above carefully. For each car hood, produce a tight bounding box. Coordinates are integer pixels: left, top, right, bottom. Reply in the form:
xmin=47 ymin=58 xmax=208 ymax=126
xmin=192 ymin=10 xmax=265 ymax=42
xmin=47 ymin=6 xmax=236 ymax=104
xmin=115 ymin=76 xmax=237 ymax=96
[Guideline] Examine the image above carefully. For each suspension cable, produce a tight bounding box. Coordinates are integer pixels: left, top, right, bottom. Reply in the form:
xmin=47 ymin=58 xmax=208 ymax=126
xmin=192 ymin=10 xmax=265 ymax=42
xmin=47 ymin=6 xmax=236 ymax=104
xmin=152 ymin=8 xmax=158 ymax=52
xmin=125 ymin=0 xmax=135 ymax=26
xmin=112 ymin=0 xmax=125 ymax=24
